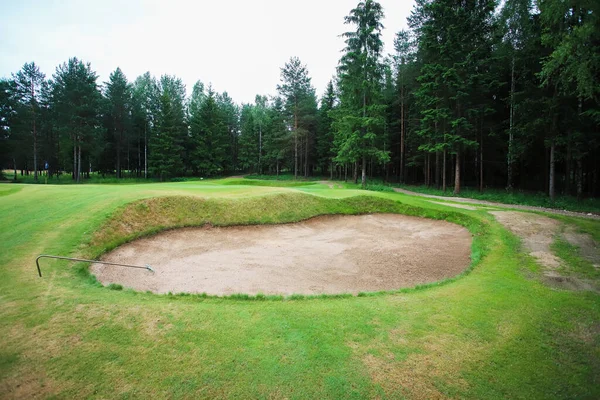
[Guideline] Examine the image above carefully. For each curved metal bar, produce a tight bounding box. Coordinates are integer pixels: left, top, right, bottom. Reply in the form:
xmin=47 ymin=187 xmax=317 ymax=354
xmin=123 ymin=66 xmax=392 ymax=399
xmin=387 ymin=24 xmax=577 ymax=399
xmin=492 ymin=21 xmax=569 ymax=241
xmin=36 ymin=254 xmax=154 ymax=277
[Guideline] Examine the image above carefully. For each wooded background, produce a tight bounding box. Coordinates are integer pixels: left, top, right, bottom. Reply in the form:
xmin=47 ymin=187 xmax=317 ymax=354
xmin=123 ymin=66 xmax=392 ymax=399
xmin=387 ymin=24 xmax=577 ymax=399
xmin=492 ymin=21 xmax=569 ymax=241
xmin=1 ymin=0 xmax=598 ymax=198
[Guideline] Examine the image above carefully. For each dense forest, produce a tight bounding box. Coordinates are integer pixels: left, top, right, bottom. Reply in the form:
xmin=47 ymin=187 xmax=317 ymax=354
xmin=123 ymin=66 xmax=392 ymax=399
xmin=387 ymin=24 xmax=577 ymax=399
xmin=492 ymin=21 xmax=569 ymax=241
xmin=0 ymin=0 xmax=598 ymax=198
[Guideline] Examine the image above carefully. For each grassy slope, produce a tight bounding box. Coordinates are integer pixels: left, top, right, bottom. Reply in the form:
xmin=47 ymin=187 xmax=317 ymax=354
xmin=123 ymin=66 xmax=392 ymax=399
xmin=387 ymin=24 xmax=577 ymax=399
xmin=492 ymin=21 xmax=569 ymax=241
xmin=0 ymin=181 xmax=598 ymax=399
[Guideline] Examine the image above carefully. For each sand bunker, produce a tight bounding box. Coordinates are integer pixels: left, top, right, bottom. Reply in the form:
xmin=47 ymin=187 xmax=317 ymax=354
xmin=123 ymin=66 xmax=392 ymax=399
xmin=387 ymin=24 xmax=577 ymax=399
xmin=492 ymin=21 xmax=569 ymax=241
xmin=91 ymin=214 xmax=472 ymax=295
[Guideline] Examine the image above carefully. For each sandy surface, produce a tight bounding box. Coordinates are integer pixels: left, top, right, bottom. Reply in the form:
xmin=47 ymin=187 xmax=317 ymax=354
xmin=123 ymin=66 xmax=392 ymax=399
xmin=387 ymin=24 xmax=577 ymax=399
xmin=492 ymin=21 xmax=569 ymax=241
xmin=91 ymin=214 xmax=472 ymax=295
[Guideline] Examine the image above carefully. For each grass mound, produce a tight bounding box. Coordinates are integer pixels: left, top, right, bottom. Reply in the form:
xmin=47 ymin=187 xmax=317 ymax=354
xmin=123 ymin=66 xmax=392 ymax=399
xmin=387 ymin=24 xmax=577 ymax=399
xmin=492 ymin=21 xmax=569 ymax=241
xmin=89 ymin=192 xmax=483 ymax=277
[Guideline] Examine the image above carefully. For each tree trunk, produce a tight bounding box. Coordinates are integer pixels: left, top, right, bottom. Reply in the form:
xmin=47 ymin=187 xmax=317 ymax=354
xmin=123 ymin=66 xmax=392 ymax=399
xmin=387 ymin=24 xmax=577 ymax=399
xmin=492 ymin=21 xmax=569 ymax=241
xmin=454 ymin=149 xmax=461 ymax=194
xmin=73 ymin=138 xmax=77 ymax=181
xmin=259 ymin=123 xmax=262 ymax=175
xmin=137 ymin=134 xmax=141 ymax=177
xmin=13 ymin=158 xmax=17 ymax=182
xmin=330 ymin=161 xmax=333 ymax=180
xmin=442 ymin=149 xmax=447 ymax=192
xmin=576 ymin=97 xmax=583 ymax=199
xmin=549 ymin=142 xmax=555 ymax=201
xmin=425 ymin=153 xmax=429 ymax=187
xmin=353 ymin=161 xmax=358 ymax=184
xmin=127 ymin=139 xmax=130 ymax=177
xmin=33 ymin=116 xmax=38 ymax=182
xmin=305 ymin=134 xmax=309 ymax=177
xmin=479 ymin=135 xmax=484 ymax=193
xmin=294 ymin=104 xmax=298 ymax=180
xmin=116 ymin=135 xmax=121 ymax=179
xmin=56 ymin=134 xmax=60 ymax=179
xmin=361 ymin=155 xmax=366 ymax=188
xmin=576 ymin=159 xmax=583 ymax=200
xmin=385 ymin=160 xmax=389 ymax=183
xmin=144 ymin=124 xmax=148 ymax=179
xmin=565 ymin=144 xmax=571 ymax=195
xmin=30 ymin=77 xmax=38 ymax=182
xmin=423 ymin=154 xmax=427 ymax=186
xmin=400 ymin=87 xmax=405 ymax=183
xmin=507 ymin=54 xmax=515 ymax=190
xmin=299 ymin=138 xmax=303 ymax=178
xmin=435 ymin=151 xmax=440 ymax=189
xmin=77 ymin=145 xmax=82 ymax=184
xmin=428 ymin=153 xmax=432 ymax=187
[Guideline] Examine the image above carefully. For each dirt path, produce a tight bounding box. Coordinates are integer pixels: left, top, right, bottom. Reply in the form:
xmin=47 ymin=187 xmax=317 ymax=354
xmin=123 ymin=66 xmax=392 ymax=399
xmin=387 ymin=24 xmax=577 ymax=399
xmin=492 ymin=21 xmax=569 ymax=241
xmin=92 ymin=214 xmax=472 ymax=296
xmin=491 ymin=211 xmax=598 ymax=291
xmin=394 ymin=188 xmax=600 ymax=220
xmin=427 ymin=201 xmax=477 ymax=210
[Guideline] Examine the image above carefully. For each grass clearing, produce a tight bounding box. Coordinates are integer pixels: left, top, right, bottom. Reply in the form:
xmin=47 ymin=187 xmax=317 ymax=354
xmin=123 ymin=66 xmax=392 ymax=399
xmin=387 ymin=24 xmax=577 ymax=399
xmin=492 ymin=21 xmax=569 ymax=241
xmin=0 ymin=180 xmax=599 ymax=398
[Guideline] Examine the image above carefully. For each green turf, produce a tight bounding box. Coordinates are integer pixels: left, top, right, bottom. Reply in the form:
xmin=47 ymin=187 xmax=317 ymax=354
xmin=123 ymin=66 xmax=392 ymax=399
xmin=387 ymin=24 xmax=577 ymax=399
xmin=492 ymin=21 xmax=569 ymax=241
xmin=0 ymin=180 xmax=598 ymax=398
xmin=245 ymin=173 xmax=321 ymax=181
xmin=220 ymin=178 xmax=315 ymax=187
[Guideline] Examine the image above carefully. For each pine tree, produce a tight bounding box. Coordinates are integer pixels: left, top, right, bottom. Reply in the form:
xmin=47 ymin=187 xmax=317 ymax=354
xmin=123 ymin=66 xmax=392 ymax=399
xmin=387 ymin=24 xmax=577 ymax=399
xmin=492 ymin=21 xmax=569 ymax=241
xmin=12 ymin=62 xmax=46 ymax=181
xmin=105 ymin=67 xmax=132 ymax=178
xmin=539 ymin=0 xmax=600 ymax=199
xmin=410 ymin=0 xmax=496 ymax=194
xmin=277 ymin=57 xmax=314 ymax=179
xmin=393 ymin=30 xmax=417 ymax=183
xmin=237 ymin=104 xmax=258 ymax=172
xmin=316 ymin=81 xmax=337 ymax=177
xmin=253 ymin=95 xmax=268 ymax=174
xmin=188 ymin=81 xmax=205 ymax=174
xmin=52 ymin=58 xmax=101 ymax=183
xmin=499 ymin=0 xmax=535 ymax=190
xmin=132 ymin=72 xmax=159 ymax=178
xmin=216 ymin=92 xmax=239 ymax=173
xmin=149 ymin=75 xmax=186 ymax=180
xmin=0 ymin=78 xmax=23 ymax=180
xmin=190 ymin=87 xmax=229 ymax=176
xmin=335 ymin=0 xmax=389 ymax=188
xmin=263 ymin=97 xmax=289 ymax=176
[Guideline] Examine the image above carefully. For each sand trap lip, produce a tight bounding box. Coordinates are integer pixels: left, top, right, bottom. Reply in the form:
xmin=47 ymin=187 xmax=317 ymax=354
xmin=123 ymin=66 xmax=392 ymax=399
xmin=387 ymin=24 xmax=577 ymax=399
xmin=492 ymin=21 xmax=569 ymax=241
xmin=91 ymin=214 xmax=472 ymax=296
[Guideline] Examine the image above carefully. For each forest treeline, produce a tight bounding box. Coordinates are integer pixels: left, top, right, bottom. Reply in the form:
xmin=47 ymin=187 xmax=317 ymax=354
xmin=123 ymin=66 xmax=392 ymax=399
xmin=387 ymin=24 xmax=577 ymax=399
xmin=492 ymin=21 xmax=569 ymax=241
xmin=0 ymin=0 xmax=598 ymax=198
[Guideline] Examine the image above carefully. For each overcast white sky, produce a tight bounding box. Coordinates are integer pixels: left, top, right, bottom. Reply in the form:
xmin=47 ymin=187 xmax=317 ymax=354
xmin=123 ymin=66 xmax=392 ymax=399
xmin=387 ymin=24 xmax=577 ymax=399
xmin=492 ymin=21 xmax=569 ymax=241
xmin=0 ymin=0 xmax=414 ymax=104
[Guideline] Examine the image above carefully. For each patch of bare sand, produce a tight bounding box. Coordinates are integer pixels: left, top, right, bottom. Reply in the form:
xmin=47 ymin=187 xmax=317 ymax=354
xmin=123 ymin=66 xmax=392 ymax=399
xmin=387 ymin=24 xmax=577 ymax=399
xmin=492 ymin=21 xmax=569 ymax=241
xmin=491 ymin=211 xmax=562 ymax=268
xmin=92 ymin=214 xmax=472 ymax=295
xmin=563 ymin=227 xmax=600 ymax=269
xmin=491 ymin=211 xmax=597 ymax=291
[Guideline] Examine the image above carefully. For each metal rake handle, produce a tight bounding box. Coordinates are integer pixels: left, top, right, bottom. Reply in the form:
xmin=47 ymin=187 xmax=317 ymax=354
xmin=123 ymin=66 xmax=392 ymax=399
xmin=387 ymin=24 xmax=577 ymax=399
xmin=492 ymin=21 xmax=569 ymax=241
xmin=36 ymin=254 xmax=154 ymax=277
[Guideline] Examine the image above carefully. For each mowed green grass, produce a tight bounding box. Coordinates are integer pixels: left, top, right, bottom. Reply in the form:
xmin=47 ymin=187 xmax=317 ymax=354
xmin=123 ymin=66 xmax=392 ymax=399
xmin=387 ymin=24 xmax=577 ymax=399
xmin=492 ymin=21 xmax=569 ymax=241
xmin=0 ymin=181 xmax=599 ymax=399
